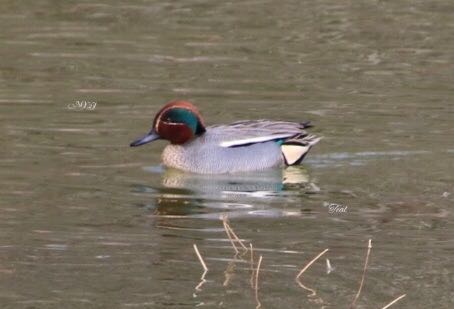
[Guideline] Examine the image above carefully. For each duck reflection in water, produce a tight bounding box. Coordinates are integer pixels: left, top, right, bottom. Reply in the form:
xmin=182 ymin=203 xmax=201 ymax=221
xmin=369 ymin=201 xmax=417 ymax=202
xmin=133 ymin=166 xmax=317 ymax=218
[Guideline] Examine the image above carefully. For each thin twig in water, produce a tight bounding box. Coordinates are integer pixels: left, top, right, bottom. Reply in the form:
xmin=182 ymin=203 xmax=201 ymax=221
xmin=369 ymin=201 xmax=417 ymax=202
xmin=254 ymin=255 xmax=263 ymax=309
xmin=296 ymin=249 xmax=329 ymax=279
xmin=221 ymin=215 xmax=239 ymax=254
xmin=225 ymin=223 xmax=248 ymax=251
xmin=193 ymin=244 xmax=208 ymax=272
xmin=255 ymin=255 xmax=263 ymax=291
xmin=351 ymin=239 xmax=372 ymax=308
xmin=295 ymin=248 xmax=328 ymax=300
xmin=381 ymin=294 xmax=406 ymax=309
xmin=193 ymin=244 xmax=208 ymax=292
xmin=195 ymin=272 xmax=207 ymax=292
xmin=223 ymin=259 xmax=236 ymax=287
xmin=296 ymin=279 xmax=317 ymax=297
xmin=250 ymin=243 xmax=255 ymax=288
xmin=222 ymin=218 xmax=239 ymax=254
xmin=221 ymin=215 xmax=248 ymax=252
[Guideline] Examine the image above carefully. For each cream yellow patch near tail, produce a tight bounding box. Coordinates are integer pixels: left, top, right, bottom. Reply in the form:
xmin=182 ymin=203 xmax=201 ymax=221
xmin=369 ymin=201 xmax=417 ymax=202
xmin=281 ymin=135 xmax=321 ymax=165
xmin=282 ymin=144 xmax=310 ymax=165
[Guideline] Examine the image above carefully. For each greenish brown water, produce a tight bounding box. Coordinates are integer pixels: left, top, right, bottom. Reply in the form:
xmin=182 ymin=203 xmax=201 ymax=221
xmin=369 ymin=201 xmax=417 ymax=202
xmin=0 ymin=1 xmax=453 ymax=308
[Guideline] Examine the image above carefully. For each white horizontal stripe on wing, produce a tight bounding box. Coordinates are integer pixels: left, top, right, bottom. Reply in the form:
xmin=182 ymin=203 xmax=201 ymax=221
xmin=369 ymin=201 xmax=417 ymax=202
xmin=219 ymin=133 xmax=292 ymax=147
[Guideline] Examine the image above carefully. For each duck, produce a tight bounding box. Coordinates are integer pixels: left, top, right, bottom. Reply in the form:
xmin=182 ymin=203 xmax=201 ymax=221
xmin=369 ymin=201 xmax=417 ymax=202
xmin=130 ymin=100 xmax=320 ymax=174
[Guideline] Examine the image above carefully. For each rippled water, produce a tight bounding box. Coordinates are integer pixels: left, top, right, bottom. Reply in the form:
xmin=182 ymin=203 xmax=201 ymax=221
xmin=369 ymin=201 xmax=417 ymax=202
xmin=1 ymin=1 xmax=453 ymax=308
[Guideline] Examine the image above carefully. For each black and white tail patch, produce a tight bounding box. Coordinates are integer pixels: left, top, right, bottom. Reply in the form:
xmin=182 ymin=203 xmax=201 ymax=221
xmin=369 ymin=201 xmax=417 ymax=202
xmin=281 ymin=135 xmax=321 ymax=166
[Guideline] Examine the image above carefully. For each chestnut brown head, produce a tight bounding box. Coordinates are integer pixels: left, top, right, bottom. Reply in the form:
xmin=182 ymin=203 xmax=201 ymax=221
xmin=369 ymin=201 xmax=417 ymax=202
xmin=130 ymin=100 xmax=206 ymax=147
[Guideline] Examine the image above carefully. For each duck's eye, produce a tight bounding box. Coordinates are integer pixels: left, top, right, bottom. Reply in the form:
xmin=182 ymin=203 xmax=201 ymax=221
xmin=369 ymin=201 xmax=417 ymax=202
xmin=161 ymin=112 xmax=174 ymax=122
xmin=161 ymin=108 xmax=192 ymax=124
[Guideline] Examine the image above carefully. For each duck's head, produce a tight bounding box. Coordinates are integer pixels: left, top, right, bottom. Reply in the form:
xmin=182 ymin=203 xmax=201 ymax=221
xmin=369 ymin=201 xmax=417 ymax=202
xmin=130 ymin=100 xmax=206 ymax=147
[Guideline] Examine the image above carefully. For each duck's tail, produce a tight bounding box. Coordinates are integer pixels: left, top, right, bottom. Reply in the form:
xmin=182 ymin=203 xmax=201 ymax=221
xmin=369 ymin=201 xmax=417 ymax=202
xmin=281 ymin=134 xmax=321 ymax=166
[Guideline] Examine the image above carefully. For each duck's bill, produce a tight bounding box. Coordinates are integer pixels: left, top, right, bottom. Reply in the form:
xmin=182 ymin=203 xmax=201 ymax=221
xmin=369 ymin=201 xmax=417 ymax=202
xmin=130 ymin=131 xmax=160 ymax=147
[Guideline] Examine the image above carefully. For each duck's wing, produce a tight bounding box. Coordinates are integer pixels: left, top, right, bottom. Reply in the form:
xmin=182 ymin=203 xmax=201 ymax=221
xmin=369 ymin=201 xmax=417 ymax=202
xmin=209 ymin=120 xmax=313 ymax=148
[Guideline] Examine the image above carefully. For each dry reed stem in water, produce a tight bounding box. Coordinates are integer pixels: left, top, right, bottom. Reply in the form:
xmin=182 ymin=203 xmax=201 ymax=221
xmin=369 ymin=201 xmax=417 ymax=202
xmin=222 ymin=219 xmax=239 ymax=254
xmin=221 ymin=215 xmax=248 ymax=252
xmin=193 ymin=244 xmax=208 ymax=292
xmin=381 ymin=294 xmax=406 ymax=309
xmin=250 ymin=243 xmax=255 ymax=288
xmin=195 ymin=273 xmax=208 ymax=292
xmin=223 ymin=260 xmax=236 ymax=287
xmin=296 ymin=249 xmax=329 ymax=279
xmin=296 ymin=280 xmax=328 ymax=308
xmin=254 ymin=255 xmax=263 ymax=309
xmin=296 ymin=279 xmax=317 ymax=297
xmin=193 ymin=244 xmax=208 ymax=272
xmin=225 ymin=223 xmax=248 ymax=251
xmin=351 ymin=239 xmax=372 ymax=308
xmin=255 ymin=255 xmax=263 ymax=291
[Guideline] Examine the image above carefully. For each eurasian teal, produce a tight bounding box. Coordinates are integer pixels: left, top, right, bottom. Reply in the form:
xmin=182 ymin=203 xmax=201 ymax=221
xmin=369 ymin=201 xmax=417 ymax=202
xmin=130 ymin=100 xmax=320 ymax=174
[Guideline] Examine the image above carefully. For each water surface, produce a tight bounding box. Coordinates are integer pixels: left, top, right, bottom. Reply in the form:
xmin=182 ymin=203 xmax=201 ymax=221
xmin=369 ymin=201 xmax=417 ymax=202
xmin=0 ymin=1 xmax=453 ymax=308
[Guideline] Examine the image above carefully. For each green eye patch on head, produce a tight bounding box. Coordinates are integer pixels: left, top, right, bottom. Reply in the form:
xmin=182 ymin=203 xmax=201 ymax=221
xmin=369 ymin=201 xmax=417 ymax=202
xmin=163 ymin=108 xmax=201 ymax=134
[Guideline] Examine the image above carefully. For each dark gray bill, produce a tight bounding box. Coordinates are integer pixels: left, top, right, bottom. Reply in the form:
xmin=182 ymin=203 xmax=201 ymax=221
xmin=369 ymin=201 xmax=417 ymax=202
xmin=130 ymin=130 xmax=160 ymax=147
